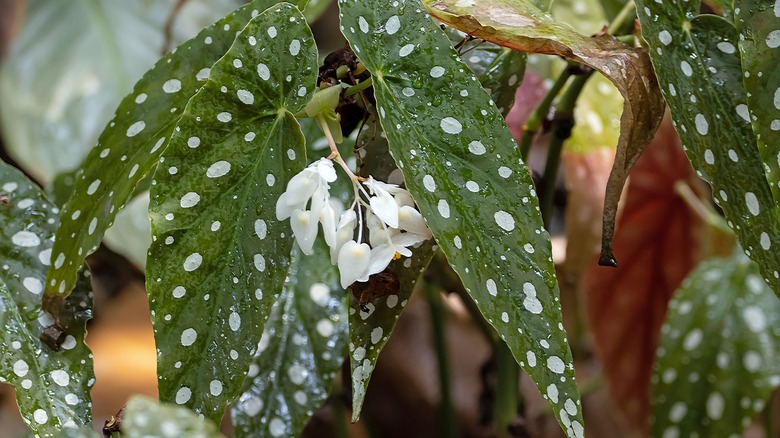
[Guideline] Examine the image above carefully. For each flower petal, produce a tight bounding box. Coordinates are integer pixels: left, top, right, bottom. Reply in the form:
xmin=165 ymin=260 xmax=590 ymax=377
xmin=369 ymin=191 xmax=399 ymax=228
xmin=394 ymin=190 xmax=415 ymax=208
xmin=276 ymin=192 xmax=304 ymax=220
xmin=285 ymin=169 xmax=319 ymax=205
xmin=337 ymin=241 xmax=371 ymax=287
xmin=398 ymin=205 xmax=432 ymax=238
xmin=314 ymin=158 xmax=337 ymax=183
xmin=365 ymin=244 xmax=396 ymax=278
xmin=320 ymin=201 xmax=338 ymax=247
xmin=291 ymin=209 xmax=318 ymax=255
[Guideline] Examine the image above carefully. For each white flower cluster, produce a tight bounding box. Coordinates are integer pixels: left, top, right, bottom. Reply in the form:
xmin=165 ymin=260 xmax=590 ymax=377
xmin=276 ymin=158 xmax=432 ymax=288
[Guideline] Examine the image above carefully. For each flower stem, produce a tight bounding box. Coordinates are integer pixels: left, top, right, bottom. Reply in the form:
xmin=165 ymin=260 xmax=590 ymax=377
xmin=317 ymin=114 xmax=359 ymax=182
xmin=494 ymin=342 xmax=520 ymax=438
xmin=607 ymin=0 xmax=636 ymax=35
xmin=343 ymin=77 xmax=373 ymax=98
xmin=539 ymin=71 xmax=592 ymax=227
xmin=424 ymin=282 xmax=459 ymax=438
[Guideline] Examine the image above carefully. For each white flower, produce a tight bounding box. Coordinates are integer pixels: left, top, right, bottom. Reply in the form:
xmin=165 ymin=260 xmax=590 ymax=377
xmin=320 ymin=197 xmax=343 ymax=248
xmin=337 ymin=240 xmax=371 ymax=288
xmin=330 ymin=209 xmax=356 ymax=264
xmin=363 ymin=176 xmax=401 ymax=228
xmin=397 ymin=205 xmax=432 ymax=240
xmin=277 ymin=157 xmax=434 ymax=288
xmin=276 ymin=159 xmax=339 ymax=254
xmin=290 ymin=209 xmax=317 ymax=254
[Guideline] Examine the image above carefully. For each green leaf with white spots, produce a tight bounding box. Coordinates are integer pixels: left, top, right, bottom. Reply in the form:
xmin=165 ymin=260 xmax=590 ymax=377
xmin=652 ymin=252 xmax=780 ymax=438
xmin=122 ymin=396 xmax=222 ymax=438
xmin=347 ymin=242 xmax=435 ymax=421
xmin=446 ymin=29 xmax=526 ymax=117
xmin=337 ymin=1 xmax=584 ymax=435
xmin=43 ymin=0 xmax=309 ymax=310
xmin=231 ymin=243 xmax=348 ymax=438
xmin=146 ymin=3 xmax=318 ymax=424
xmin=423 ymin=0 xmax=665 ymax=267
xmin=734 ymin=2 xmax=780 ymax=202
xmin=0 ymin=161 xmax=94 ymax=436
xmin=636 ymin=1 xmax=780 ymax=297
xmin=348 ymin=114 xmax=437 ymax=420
xmin=51 ymin=427 xmax=101 ymax=438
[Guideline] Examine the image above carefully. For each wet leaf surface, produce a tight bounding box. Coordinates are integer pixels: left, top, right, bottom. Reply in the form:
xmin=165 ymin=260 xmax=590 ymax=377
xmin=734 ymin=1 xmax=780 ymax=204
xmin=0 ymin=161 xmax=94 ymax=436
xmin=122 ymin=396 xmax=222 ymax=438
xmin=422 ymin=0 xmax=665 ymax=267
xmin=43 ymin=0 xmax=306 ymax=310
xmin=231 ymin=243 xmax=348 ymax=438
xmin=446 ymin=28 xmax=527 ymax=117
xmin=145 ymin=4 xmax=317 ymax=423
xmin=338 ymin=0 xmax=583 ymax=434
xmin=636 ymin=0 xmax=780 ymax=297
xmin=652 ymin=252 xmax=780 ymax=438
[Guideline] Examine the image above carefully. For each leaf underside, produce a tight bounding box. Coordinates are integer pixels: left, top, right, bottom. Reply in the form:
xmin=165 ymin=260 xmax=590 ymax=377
xmin=0 ymin=161 xmax=94 ymax=436
xmin=338 ymin=0 xmax=583 ymax=435
xmin=146 ymin=3 xmax=318 ymax=423
xmin=652 ymin=252 xmax=780 ymax=438
xmin=422 ymin=0 xmax=666 ymax=267
xmin=636 ymin=0 xmax=780 ymax=297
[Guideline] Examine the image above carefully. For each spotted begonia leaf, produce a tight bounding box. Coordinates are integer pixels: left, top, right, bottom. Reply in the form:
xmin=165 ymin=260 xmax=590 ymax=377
xmin=446 ymin=29 xmax=527 ymax=117
xmin=43 ymin=0 xmax=309 ymax=311
xmin=636 ymin=1 xmax=780 ymax=297
xmin=51 ymin=427 xmax=101 ymax=438
xmin=231 ymin=243 xmax=347 ymax=437
xmin=422 ymin=0 xmax=665 ymax=268
xmin=734 ymin=2 xmax=780 ymax=203
xmin=0 ymin=162 xmax=94 ymax=436
xmin=652 ymin=252 xmax=780 ymax=438
xmin=337 ymin=1 xmax=583 ymax=435
xmin=122 ymin=396 xmax=222 ymax=438
xmin=346 ymin=114 xmax=436 ymax=420
xmin=146 ymin=4 xmax=318 ymax=424
xmin=347 ymin=243 xmax=435 ymax=421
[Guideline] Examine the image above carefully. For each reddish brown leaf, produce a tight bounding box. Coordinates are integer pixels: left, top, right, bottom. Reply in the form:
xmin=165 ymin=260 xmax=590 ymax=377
xmin=580 ymin=116 xmax=706 ymax=433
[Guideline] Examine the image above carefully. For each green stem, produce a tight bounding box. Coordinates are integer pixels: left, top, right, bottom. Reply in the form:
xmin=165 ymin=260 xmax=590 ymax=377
xmin=520 ymin=68 xmax=573 ymax=162
xmin=494 ymin=342 xmax=520 ymax=438
xmin=344 ymin=77 xmax=373 ymax=98
xmin=332 ymin=394 xmax=349 ymax=438
xmin=428 ymin=253 xmax=496 ymax=344
xmin=764 ymin=392 xmax=776 ymax=437
xmin=607 ymin=0 xmax=636 ymax=35
xmin=424 ymin=282 xmax=459 ymax=438
xmin=539 ymin=72 xmax=592 ymax=227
